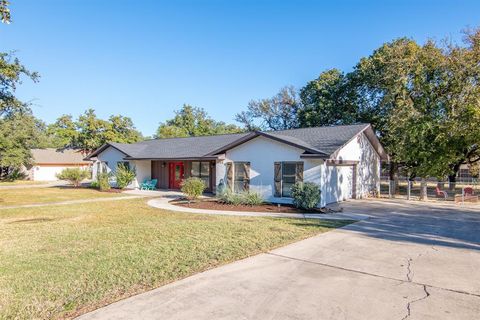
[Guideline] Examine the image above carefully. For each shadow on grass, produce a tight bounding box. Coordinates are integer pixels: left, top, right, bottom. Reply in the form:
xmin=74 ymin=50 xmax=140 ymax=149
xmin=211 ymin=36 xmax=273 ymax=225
xmin=291 ymin=219 xmax=357 ymax=229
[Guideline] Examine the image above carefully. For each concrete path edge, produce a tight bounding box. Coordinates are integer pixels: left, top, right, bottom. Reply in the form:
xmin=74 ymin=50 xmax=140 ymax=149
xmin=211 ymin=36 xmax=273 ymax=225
xmin=146 ymin=197 xmax=370 ymax=221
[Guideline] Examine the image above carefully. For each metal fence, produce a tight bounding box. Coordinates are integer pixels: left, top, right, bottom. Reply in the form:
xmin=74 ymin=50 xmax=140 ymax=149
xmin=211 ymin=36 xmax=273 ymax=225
xmin=379 ymin=177 xmax=479 ymax=203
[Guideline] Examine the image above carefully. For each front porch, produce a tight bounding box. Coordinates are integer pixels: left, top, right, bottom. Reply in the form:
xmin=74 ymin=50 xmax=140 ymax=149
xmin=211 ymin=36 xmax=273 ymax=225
xmin=148 ymin=160 xmax=217 ymax=193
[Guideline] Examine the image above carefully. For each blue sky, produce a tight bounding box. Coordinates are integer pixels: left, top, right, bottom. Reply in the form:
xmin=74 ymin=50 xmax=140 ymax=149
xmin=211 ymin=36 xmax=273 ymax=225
xmin=1 ymin=0 xmax=479 ymax=136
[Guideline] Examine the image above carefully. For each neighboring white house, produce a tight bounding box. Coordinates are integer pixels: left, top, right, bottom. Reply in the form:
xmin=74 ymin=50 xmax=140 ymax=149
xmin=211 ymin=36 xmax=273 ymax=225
xmin=85 ymin=124 xmax=388 ymax=207
xmin=27 ymin=148 xmax=92 ymax=181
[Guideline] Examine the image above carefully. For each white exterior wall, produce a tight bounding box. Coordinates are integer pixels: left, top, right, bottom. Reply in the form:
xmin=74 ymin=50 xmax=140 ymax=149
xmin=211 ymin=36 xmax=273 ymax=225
xmin=321 ymin=165 xmax=354 ymax=205
xmin=130 ymin=160 xmax=151 ymax=188
xmin=32 ymin=164 xmax=90 ymax=181
xmin=216 ymin=132 xmax=381 ymax=207
xmin=216 ymin=136 xmax=322 ymax=205
xmin=334 ymin=132 xmax=381 ymax=199
xmin=93 ymin=147 xmax=151 ymax=189
xmin=92 ymin=147 xmax=127 ymax=177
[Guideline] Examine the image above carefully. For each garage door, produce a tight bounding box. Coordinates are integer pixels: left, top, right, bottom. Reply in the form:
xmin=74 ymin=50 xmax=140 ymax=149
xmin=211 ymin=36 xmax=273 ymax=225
xmin=33 ymin=166 xmax=67 ymax=181
xmin=324 ymin=165 xmax=355 ymax=204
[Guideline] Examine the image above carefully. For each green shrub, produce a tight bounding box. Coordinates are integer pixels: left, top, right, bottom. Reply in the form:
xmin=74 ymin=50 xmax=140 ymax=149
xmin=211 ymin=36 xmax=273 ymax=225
xmin=291 ymin=182 xmax=321 ymax=210
xmin=217 ymin=189 xmax=243 ymax=205
xmin=115 ymin=164 xmax=136 ymax=189
xmin=241 ymin=191 xmax=264 ymax=206
xmin=5 ymin=168 xmax=27 ymax=182
xmin=96 ymin=172 xmax=111 ymax=191
xmin=217 ymin=190 xmax=263 ymax=206
xmin=56 ymin=168 xmax=90 ymax=187
xmin=181 ymin=177 xmax=206 ymax=200
xmin=89 ymin=180 xmax=99 ymax=189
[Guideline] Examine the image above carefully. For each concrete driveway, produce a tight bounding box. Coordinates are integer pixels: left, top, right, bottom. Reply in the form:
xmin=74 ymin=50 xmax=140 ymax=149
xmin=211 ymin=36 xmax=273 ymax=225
xmin=78 ymin=200 xmax=480 ymax=320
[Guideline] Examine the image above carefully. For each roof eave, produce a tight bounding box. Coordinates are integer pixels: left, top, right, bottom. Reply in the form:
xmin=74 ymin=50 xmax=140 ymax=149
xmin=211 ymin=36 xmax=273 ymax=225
xmin=257 ymin=131 xmax=329 ymax=155
xmin=123 ymin=156 xmax=220 ymax=161
xmin=208 ymin=130 xmax=330 ymax=156
xmin=83 ymin=143 xmax=131 ymax=160
xmin=328 ymin=124 xmax=389 ymax=161
xmin=206 ymin=132 xmax=259 ymax=156
xmin=299 ymin=154 xmax=328 ymax=159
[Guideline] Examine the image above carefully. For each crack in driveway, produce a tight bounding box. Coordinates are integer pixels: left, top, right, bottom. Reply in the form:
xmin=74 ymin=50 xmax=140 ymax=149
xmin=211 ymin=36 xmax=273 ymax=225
xmin=400 ymin=248 xmax=434 ymax=319
xmin=266 ymin=252 xmax=480 ymax=299
xmin=405 ymin=258 xmax=413 ymax=282
xmin=401 ymin=285 xmax=430 ymax=320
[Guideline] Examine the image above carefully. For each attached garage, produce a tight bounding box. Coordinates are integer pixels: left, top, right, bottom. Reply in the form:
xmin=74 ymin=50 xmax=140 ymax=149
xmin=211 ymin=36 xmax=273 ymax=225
xmin=323 ymin=163 xmax=356 ymax=205
xmin=27 ymin=148 xmax=92 ymax=181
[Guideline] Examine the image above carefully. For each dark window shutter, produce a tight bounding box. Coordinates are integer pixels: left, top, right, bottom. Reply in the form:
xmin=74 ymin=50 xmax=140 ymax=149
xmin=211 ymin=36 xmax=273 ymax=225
xmin=274 ymin=162 xmax=282 ymax=197
xmin=226 ymin=162 xmax=233 ymax=191
xmin=243 ymin=162 xmax=250 ymax=191
xmin=296 ymin=162 xmax=304 ymax=182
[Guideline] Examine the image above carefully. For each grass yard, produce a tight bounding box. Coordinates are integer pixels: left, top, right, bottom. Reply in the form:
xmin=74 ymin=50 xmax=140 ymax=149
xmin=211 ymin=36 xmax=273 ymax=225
xmin=0 ymin=187 xmax=125 ymax=207
xmin=0 ymin=198 xmax=353 ymax=319
xmin=0 ymin=180 xmax=48 ymax=186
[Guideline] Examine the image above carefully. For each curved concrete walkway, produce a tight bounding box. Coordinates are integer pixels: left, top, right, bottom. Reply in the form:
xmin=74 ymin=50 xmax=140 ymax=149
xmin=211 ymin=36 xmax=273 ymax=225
xmin=147 ymin=196 xmax=370 ymax=221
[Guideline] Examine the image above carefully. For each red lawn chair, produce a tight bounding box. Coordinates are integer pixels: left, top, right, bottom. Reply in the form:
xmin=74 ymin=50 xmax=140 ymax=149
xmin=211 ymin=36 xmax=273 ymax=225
xmin=435 ymin=186 xmax=448 ymax=199
xmin=463 ymin=187 xmax=474 ymax=196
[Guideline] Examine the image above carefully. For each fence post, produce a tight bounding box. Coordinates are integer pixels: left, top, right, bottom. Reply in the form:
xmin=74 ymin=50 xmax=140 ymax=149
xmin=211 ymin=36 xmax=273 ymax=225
xmin=420 ymin=178 xmax=428 ymax=201
xmin=388 ymin=180 xmax=393 ymax=198
xmin=407 ymin=180 xmax=411 ymax=200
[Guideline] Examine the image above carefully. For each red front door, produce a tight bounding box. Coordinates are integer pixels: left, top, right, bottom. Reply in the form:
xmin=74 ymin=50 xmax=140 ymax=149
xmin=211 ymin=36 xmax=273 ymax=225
xmin=169 ymin=162 xmax=184 ymax=189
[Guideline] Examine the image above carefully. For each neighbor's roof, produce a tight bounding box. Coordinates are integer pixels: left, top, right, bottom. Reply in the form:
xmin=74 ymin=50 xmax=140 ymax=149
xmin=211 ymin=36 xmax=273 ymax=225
xmin=85 ymin=124 xmax=388 ymax=161
xmin=32 ymin=148 xmax=91 ymax=164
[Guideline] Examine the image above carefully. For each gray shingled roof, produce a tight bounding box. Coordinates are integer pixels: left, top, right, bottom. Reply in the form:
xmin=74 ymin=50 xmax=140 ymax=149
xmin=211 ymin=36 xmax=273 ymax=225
xmin=86 ymin=124 xmax=375 ymax=160
xmin=32 ymin=148 xmax=91 ymax=164
xmin=264 ymin=123 xmax=370 ymax=156
xmin=106 ymin=133 xmax=251 ymax=159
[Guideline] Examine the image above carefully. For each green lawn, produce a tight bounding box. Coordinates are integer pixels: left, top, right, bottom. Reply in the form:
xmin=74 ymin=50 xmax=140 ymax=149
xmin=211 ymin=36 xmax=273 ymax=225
xmin=0 ymin=187 xmax=125 ymax=207
xmin=0 ymin=198 xmax=353 ymax=319
xmin=0 ymin=180 xmax=48 ymax=186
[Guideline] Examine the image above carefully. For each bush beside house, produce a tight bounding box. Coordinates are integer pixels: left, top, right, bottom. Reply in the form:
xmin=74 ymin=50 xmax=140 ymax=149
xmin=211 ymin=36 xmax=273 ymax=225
xmin=115 ymin=165 xmax=136 ymax=189
xmin=291 ymin=182 xmax=321 ymax=210
xmin=96 ymin=172 xmax=111 ymax=191
xmin=56 ymin=168 xmax=90 ymax=187
xmin=181 ymin=177 xmax=206 ymax=200
xmin=218 ymin=190 xmax=263 ymax=206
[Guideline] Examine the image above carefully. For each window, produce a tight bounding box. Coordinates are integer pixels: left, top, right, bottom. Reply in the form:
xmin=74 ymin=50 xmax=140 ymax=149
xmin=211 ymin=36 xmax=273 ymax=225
xmin=191 ymin=161 xmax=210 ymax=188
xmin=225 ymin=162 xmax=250 ymax=193
xmin=282 ymin=162 xmax=297 ymax=197
xmin=274 ymin=162 xmax=304 ymax=197
xmin=234 ymin=162 xmax=250 ymax=192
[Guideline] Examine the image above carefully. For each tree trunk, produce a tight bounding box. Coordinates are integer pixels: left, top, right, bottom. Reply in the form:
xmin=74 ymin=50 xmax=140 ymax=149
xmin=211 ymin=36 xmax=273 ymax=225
xmin=448 ymin=162 xmax=462 ymax=191
xmin=448 ymin=174 xmax=456 ymax=191
xmin=420 ymin=178 xmax=428 ymax=201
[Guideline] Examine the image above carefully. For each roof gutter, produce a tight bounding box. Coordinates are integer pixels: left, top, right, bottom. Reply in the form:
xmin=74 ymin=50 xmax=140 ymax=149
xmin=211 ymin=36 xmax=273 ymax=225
xmin=299 ymin=154 xmax=328 ymax=159
xmin=123 ymin=156 xmax=220 ymax=161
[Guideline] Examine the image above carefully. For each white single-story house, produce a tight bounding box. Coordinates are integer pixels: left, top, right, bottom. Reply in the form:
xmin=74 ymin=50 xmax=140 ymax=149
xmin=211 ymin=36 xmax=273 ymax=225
xmin=27 ymin=148 xmax=92 ymax=181
xmin=85 ymin=124 xmax=388 ymax=207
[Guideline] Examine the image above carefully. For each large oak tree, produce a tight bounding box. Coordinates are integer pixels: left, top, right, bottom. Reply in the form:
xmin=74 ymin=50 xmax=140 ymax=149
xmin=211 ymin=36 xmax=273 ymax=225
xmin=156 ymin=104 xmax=243 ymax=138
